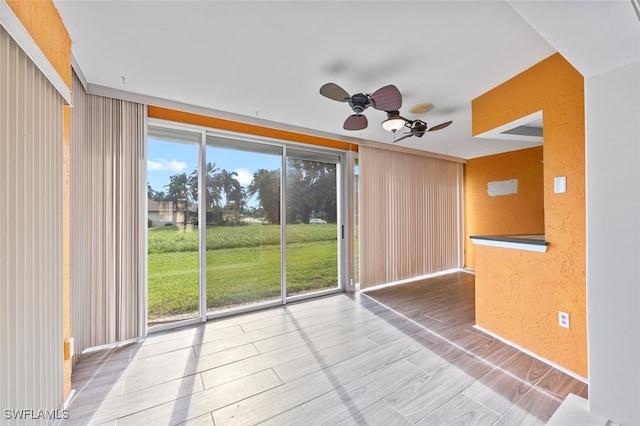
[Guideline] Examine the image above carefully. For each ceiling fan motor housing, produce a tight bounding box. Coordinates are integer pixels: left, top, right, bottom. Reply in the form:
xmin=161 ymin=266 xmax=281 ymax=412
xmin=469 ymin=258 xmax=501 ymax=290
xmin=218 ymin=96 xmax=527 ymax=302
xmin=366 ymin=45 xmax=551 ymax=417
xmin=349 ymin=93 xmax=369 ymax=114
xmin=414 ymin=121 xmax=428 ymax=131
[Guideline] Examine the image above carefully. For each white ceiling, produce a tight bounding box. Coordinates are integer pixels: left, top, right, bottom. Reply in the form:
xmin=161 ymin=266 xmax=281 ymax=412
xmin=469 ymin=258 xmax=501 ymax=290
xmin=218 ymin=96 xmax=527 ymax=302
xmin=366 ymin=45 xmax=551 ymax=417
xmin=53 ymin=1 xmax=639 ymax=159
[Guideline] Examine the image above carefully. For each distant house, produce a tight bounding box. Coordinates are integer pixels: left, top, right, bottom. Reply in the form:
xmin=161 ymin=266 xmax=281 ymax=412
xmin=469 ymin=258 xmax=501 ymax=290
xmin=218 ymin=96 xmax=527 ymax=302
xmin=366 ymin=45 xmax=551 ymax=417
xmin=147 ymin=199 xmax=196 ymax=227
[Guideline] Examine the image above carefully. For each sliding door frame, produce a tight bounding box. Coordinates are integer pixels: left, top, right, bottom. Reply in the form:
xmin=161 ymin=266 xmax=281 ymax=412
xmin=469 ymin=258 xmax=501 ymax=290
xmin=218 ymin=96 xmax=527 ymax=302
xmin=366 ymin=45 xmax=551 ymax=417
xmin=198 ymin=131 xmax=208 ymax=321
xmin=146 ymin=122 xmax=207 ymax=333
xmin=147 ymin=119 xmax=349 ymax=331
xmin=284 ymin=147 xmax=347 ymax=304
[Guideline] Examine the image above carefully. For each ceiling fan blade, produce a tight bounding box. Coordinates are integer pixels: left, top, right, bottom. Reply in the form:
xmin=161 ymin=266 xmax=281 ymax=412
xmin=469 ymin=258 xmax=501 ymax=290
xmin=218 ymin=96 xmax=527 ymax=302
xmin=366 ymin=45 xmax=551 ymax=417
xmin=343 ymin=114 xmax=368 ymax=131
xmin=428 ymin=120 xmax=453 ymax=131
xmin=394 ymin=133 xmax=414 ymax=143
xmin=370 ymin=85 xmax=402 ymax=111
xmin=320 ymin=83 xmax=351 ymax=102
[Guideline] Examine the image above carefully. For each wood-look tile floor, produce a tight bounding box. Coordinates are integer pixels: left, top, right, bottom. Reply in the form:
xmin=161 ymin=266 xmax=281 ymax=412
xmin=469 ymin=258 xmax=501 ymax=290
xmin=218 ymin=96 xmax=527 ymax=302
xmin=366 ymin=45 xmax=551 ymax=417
xmin=64 ymin=271 xmax=587 ymax=425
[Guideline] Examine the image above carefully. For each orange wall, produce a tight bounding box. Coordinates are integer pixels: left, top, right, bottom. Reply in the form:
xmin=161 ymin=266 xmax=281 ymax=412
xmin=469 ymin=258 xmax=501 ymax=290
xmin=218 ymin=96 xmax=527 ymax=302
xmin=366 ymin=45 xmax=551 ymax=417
xmin=469 ymin=53 xmax=586 ymax=377
xmin=148 ymin=106 xmax=358 ymax=152
xmin=6 ymin=0 xmax=71 ymax=88
xmin=464 ymin=146 xmax=544 ymax=268
xmin=8 ymin=0 xmax=73 ymax=396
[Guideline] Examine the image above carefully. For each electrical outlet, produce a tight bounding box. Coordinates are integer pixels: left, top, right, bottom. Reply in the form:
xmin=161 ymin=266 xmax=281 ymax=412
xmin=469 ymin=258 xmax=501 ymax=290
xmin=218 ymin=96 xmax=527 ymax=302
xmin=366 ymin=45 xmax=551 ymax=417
xmin=558 ymin=311 xmax=570 ymax=329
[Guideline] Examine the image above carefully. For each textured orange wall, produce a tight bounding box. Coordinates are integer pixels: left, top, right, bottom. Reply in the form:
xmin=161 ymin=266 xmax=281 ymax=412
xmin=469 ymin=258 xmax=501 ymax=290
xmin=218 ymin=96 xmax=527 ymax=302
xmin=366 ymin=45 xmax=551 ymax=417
xmin=470 ymin=53 xmax=586 ymax=377
xmin=464 ymin=146 xmax=544 ymax=268
xmin=8 ymin=0 xmax=73 ymax=396
xmin=148 ymin=106 xmax=358 ymax=152
xmin=6 ymin=0 xmax=71 ymax=88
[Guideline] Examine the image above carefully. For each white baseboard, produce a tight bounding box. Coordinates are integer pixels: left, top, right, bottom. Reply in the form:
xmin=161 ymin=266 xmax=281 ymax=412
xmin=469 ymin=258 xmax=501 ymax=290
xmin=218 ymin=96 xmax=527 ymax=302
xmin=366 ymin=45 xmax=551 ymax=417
xmin=62 ymin=389 xmax=75 ymax=410
xmin=473 ymin=324 xmax=588 ymax=384
xmin=360 ymin=268 xmax=466 ymax=293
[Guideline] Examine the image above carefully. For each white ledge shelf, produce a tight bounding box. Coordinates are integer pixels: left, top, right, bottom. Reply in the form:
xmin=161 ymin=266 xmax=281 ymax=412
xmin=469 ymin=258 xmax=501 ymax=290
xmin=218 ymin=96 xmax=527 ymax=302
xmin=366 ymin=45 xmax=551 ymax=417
xmin=470 ymin=235 xmax=548 ymax=253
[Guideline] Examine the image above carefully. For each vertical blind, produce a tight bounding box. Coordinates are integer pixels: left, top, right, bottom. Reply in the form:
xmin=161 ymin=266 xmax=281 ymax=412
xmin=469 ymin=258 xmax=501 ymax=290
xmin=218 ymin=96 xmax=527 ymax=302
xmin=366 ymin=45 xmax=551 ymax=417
xmin=71 ymin=72 xmax=146 ymax=355
xmin=0 ymin=26 xmax=65 ymax=417
xmin=359 ymin=146 xmax=463 ymax=288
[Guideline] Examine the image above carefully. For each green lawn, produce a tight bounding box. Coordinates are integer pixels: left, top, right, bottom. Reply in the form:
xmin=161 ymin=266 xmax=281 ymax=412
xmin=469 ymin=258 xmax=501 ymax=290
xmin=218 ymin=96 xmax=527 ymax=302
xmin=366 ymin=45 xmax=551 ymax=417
xmin=148 ymin=221 xmax=337 ymax=252
xmin=148 ymin=223 xmax=338 ymax=320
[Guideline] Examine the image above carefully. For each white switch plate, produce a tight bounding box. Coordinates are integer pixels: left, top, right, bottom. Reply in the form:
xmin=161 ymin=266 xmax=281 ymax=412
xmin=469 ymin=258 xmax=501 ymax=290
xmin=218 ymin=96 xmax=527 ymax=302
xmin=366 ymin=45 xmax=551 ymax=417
xmin=559 ymin=311 xmax=570 ymax=329
xmin=554 ymin=176 xmax=567 ymax=193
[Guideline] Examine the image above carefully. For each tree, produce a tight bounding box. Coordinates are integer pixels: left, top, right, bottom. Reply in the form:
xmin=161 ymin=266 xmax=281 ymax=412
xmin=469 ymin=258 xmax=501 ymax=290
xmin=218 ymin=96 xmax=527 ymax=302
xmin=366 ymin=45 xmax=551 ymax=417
xmin=218 ymin=170 xmax=244 ymax=223
xmin=203 ymin=162 xmax=222 ymax=212
xmin=152 ymin=190 xmax=168 ymax=201
xmin=186 ymin=169 xmax=199 ymax=223
xmin=286 ymin=159 xmax=337 ymax=224
xmin=219 ymin=170 xmax=239 ymax=205
xmin=247 ymin=169 xmax=280 ymax=224
xmin=188 ymin=162 xmax=225 ymax=224
xmin=287 ymin=160 xmax=315 ymax=224
xmin=232 ymin=186 xmax=247 ymax=223
xmin=166 ymin=172 xmax=191 ymax=229
xmin=187 ymin=169 xmax=199 ymax=205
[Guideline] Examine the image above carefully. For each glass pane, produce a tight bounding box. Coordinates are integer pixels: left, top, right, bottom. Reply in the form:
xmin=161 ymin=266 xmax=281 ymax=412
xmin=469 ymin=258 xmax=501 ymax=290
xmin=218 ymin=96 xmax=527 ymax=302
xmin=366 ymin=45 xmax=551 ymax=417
xmin=147 ymin=135 xmax=200 ymax=326
xmin=206 ymin=136 xmax=282 ymax=312
xmin=286 ymin=154 xmax=339 ymax=297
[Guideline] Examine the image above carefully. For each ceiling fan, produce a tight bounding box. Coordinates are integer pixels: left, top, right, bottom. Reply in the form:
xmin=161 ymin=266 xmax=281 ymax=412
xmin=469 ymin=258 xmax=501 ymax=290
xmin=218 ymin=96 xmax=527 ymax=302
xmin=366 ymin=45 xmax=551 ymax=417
xmin=383 ymin=110 xmax=453 ymax=143
xmin=319 ymin=82 xmax=402 ymax=130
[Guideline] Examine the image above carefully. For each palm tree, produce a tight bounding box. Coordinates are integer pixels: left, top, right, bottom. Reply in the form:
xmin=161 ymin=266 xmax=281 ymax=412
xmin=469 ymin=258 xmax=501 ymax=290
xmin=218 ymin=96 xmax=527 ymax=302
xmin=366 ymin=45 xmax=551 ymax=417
xmin=152 ymin=190 xmax=168 ymax=201
xmin=166 ymin=172 xmax=190 ymax=229
xmin=204 ymin=162 xmax=222 ymax=212
xmin=219 ymin=170 xmax=244 ymax=223
xmin=218 ymin=170 xmax=239 ymax=204
xmin=147 ymin=182 xmax=156 ymax=200
xmin=187 ymin=169 xmax=199 ymax=204
xmin=225 ymin=184 xmax=246 ymax=224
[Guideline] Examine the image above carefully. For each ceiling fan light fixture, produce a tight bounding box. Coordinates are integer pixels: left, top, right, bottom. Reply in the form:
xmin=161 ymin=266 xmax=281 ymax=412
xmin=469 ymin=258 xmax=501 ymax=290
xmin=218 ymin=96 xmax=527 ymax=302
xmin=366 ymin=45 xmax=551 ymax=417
xmin=382 ymin=117 xmax=405 ymax=132
xmin=382 ymin=111 xmax=406 ymax=132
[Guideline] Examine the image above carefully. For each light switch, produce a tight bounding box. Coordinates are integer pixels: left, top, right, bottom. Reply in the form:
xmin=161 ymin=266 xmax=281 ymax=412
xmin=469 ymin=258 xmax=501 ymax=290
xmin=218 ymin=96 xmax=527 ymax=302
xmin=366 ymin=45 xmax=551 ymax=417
xmin=554 ymin=176 xmax=566 ymax=193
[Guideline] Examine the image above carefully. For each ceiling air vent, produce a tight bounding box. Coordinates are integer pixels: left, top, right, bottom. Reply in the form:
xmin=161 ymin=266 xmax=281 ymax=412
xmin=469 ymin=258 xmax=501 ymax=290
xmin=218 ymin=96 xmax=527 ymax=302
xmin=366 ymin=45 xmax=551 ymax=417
xmin=501 ymin=125 xmax=543 ymax=138
xmin=473 ymin=111 xmax=543 ymax=144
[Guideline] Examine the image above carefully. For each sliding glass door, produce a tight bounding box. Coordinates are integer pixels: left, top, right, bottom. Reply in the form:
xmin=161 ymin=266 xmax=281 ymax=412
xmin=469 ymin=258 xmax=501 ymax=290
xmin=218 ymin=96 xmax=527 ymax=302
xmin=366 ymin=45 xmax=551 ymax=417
xmin=146 ymin=128 xmax=201 ymax=327
xmin=205 ymin=137 xmax=283 ymax=313
xmin=147 ymin=124 xmax=345 ymax=328
xmin=286 ymin=149 xmax=340 ymax=298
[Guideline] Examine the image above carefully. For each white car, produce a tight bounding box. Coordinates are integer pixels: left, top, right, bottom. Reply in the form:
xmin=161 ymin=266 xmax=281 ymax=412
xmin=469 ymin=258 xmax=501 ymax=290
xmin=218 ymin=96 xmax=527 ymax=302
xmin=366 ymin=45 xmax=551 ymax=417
xmin=309 ymin=218 xmax=327 ymax=224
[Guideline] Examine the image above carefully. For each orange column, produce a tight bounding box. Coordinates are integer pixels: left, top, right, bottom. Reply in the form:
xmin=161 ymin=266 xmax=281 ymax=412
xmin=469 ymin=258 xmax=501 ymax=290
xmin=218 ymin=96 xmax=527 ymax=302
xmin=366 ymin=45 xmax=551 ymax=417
xmin=469 ymin=53 xmax=586 ymax=377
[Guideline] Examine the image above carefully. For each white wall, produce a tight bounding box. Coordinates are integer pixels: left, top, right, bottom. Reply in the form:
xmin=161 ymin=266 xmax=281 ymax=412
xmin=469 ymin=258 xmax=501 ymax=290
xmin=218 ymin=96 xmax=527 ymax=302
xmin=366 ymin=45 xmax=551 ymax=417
xmin=507 ymin=2 xmax=640 ymax=422
xmin=586 ymin=61 xmax=640 ymax=426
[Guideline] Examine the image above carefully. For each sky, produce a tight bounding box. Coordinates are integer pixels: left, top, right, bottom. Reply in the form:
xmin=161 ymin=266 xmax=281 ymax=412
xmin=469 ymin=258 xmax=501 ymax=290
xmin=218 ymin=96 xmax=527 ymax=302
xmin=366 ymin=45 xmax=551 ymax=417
xmin=147 ymin=138 xmax=281 ymax=207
